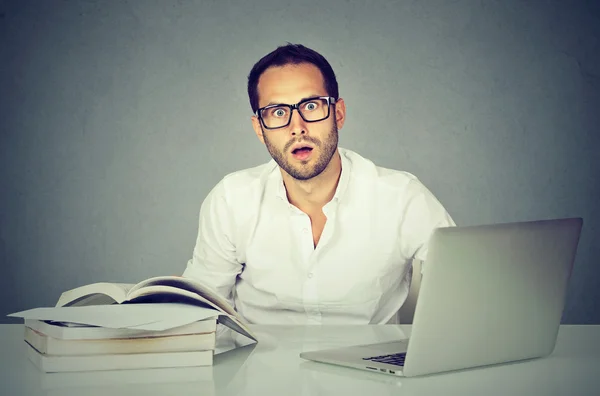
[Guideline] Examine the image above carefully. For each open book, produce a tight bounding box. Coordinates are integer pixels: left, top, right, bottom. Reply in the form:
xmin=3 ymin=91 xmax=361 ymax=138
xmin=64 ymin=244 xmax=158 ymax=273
xmin=53 ymin=276 xmax=256 ymax=341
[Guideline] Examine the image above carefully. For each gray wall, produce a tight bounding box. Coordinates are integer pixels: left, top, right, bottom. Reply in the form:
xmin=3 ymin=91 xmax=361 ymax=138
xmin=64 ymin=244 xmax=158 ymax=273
xmin=1 ymin=0 xmax=598 ymax=324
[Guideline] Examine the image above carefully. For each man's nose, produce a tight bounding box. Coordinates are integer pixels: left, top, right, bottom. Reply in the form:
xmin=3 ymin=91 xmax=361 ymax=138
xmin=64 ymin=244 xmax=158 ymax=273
xmin=288 ymin=109 xmax=307 ymax=136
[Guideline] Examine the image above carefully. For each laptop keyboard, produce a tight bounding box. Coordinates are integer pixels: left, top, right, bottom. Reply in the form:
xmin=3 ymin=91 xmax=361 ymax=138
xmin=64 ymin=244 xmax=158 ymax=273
xmin=363 ymin=352 xmax=406 ymax=367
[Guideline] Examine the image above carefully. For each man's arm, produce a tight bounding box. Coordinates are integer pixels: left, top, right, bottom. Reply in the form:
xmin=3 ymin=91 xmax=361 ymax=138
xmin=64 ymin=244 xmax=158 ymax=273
xmin=396 ymin=179 xmax=454 ymax=323
xmin=182 ymin=181 xmax=243 ymax=308
xmin=399 ymin=178 xmax=456 ymax=267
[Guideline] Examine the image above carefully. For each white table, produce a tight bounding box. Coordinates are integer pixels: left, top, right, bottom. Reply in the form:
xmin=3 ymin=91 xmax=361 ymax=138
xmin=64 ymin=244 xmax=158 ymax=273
xmin=1 ymin=324 xmax=599 ymax=395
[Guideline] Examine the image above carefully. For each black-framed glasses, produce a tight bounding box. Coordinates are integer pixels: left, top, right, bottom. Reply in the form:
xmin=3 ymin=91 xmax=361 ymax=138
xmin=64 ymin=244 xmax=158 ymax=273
xmin=255 ymin=96 xmax=336 ymax=130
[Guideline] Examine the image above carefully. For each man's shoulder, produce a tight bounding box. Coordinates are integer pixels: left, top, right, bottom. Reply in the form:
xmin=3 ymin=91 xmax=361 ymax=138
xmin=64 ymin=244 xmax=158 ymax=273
xmin=341 ymin=147 xmax=422 ymax=192
xmin=215 ymin=159 xmax=278 ymax=195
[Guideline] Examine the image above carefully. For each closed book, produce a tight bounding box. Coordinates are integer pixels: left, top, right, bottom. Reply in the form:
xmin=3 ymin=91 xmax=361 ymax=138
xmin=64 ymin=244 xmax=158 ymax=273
xmin=25 ymin=326 xmax=216 ymax=356
xmin=25 ymin=318 xmax=217 ymax=340
xmin=25 ymin=341 xmax=213 ymax=372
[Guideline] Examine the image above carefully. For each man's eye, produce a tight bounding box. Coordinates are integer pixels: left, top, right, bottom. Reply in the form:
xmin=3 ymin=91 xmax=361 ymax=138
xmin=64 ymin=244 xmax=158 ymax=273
xmin=304 ymin=102 xmax=318 ymax=111
xmin=272 ymin=108 xmax=287 ymax=117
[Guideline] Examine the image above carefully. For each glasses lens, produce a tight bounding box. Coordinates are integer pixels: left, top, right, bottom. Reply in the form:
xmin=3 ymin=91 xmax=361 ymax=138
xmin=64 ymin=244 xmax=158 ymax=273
xmin=260 ymin=105 xmax=290 ymax=129
xmin=298 ymin=98 xmax=330 ymax=122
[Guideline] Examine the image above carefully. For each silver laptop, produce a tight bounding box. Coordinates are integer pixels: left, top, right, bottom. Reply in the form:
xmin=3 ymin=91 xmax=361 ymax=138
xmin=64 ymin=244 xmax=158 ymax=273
xmin=300 ymin=217 xmax=583 ymax=377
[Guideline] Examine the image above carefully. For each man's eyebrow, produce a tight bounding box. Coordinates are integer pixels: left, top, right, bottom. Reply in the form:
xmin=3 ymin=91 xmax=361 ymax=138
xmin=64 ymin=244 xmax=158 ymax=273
xmin=263 ymin=94 xmax=324 ymax=107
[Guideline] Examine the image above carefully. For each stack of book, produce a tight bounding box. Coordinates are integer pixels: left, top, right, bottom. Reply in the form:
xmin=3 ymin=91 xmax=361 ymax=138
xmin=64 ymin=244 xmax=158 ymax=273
xmin=23 ymin=317 xmax=218 ymax=373
xmin=9 ymin=275 xmax=257 ymax=373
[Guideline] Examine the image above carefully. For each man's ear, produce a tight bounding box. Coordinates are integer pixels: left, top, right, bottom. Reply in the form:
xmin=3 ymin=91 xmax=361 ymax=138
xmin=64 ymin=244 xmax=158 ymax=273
xmin=251 ymin=115 xmax=265 ymax=144
xmin=334 ymin=98 xmax=346 ymax=130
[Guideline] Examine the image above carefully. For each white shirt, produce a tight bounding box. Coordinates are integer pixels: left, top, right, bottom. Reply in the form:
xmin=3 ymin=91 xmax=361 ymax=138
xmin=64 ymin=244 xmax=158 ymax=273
xmin=183 ymin=148 xmax=455 ymax=325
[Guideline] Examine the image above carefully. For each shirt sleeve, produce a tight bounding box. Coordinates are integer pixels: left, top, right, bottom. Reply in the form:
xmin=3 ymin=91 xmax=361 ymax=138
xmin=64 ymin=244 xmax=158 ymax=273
xmin=399 ymin=178 xmax=456 ymax=263
xmin=182 ymin=181 xmax=243 ymax=307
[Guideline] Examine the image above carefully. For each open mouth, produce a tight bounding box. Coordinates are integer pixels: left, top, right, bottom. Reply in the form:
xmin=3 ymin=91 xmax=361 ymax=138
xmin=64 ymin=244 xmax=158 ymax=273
xmin=291 ymin=146 xmax=313 ymax=160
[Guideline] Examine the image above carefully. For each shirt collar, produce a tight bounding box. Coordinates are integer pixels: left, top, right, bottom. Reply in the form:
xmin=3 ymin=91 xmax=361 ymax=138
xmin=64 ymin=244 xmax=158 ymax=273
xmin=274 ymin=148 xmax=351 ymax=204
xmin=332 ymin=148 xmax=350 ymax=202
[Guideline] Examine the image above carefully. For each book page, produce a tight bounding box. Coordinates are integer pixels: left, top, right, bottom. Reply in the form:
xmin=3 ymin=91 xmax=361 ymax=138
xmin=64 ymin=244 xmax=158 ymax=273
xmin=129 ymin=276 xmax=237 ymax=317
xmin=128 ymin=277 xmax=256 ymax=341
xmin=125 ymin=286 xmax=254 ymax=339
xmin=55 ymin=283 xmax=135 ymax=307
xmin=127 ymin=285 xmax=220 ymax=311
xmin=10 ymin=303 xmax=221 ymax=330
xmin=218 ymin=315 xmax=257 ymax=342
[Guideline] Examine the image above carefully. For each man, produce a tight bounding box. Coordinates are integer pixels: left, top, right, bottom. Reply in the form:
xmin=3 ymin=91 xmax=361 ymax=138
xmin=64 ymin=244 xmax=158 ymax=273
xmin=183 ymin=44 xmax=455 ymax=325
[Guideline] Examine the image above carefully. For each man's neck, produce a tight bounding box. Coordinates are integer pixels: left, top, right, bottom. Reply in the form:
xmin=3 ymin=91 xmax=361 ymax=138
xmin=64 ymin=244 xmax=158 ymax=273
xmin=282 ymin=150 xmax=342 ymax=213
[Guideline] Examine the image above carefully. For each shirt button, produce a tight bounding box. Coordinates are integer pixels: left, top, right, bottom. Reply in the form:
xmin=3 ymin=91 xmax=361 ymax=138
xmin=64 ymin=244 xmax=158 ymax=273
xmin=307 ymin=272 xmax=314 ymax=279
xmin=302 ymin=228 xmax=309 ymax=234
